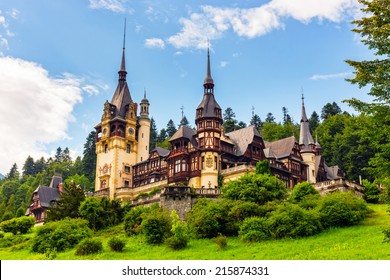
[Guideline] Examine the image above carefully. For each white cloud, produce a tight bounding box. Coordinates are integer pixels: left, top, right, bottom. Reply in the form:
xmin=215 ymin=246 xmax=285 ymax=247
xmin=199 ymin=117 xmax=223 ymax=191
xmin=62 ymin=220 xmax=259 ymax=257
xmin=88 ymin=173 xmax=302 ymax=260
xmin=310 ymin=72 xmax=351 ymax=80
xmin=219 ymin=61 xmax=229 ymax=68
xmin=0 ymin=35 xmax=8 ymax=49
xmin=145 ymin=38 xmax=165 ymax=49
xmin=168 ymin=0 xmax=360 ymax=49
xmin=7 ymin=9 xmax=20 ymax=20
xmin=82 ymin=84 xmax=100 ymax=96
xmin=89 ymin=0 xmax=127 ymax=13
xmin=0 ymin=56 xmax=83 ymax=173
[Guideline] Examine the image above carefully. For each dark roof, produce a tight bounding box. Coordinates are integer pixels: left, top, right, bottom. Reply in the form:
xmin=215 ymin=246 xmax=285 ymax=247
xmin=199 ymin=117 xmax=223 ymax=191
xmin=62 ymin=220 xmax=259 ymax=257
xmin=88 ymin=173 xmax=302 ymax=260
xmin=49 ymin=174 xmax=62 ymax=189
xmin=299 ymin=96 xmax=315 ymax=150
xmin=225 ymin=126 xmax=261 ymax=156
xmin=153 ymin=147 xmax=170 ymax=157
xmin=111 ymin=82 xmax=132 ymax=119
xmin=196 ymin=93 xmax=221 ymax=117
xmin=265 ymin=136 xmax=296 ymax=159
xmin=170 ymin=125 xmax=196 ymax=142
xmin=204 ymin=48 xmax=214 ymax=85
xmin=35 ymin=186 xmax=60 ymax=208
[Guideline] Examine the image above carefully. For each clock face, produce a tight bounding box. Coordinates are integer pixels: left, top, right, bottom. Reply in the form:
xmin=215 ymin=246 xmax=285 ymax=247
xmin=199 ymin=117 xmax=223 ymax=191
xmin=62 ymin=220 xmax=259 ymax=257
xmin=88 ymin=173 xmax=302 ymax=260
xmin=128 ymin=128 xmax=135 ymax=135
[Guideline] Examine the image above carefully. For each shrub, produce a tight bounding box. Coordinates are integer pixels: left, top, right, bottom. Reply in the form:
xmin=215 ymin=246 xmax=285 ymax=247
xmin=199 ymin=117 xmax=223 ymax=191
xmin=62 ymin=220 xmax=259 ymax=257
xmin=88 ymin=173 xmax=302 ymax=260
xmin=165 ymin=210 xmax=189 ymax=250
xmin=141 ymin=208 xmax=171 ymax=245
xmin=1 ymin=211 xmax=14 ymax=222
xmin=239 ymin=217 xmax=270 ymax=242
xmin=213 ymin=235 xmax=228 ymax=249
xmin=383 ymin=228 xmax=390 ymax=243
xmin=0 ymin=232 xmax=4 ymax=238
xmin=222 ymin=173 xmax=287 ymax=205
xmin=31 ymin=218 xmax=92 ymax=253
xmin=108 ymin=236 xmax=126 ymax=252
xmin=75 ymin=238 xmax=103 ymax=255
xmin=289 ymin=182 xmax=320 ymax=204
xmin=266 ymin=203 xmax=322 ymax=239
xmin=317 ymin=192 xmax=368 ymax=228
xmin=362 ymin=179 xmax=379 ymax=203
xmin=0 ymin=216 xmax=36 ymax=235
xmin=124 ymin=206 xmax=149 ymax=236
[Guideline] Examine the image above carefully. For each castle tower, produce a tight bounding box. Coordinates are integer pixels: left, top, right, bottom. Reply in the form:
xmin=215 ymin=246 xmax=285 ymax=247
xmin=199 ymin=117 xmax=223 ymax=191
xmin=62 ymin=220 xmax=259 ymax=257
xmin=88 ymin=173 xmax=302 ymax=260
xmin=137 ymin=90 xmax=151 ymax=162
xmin=195 ymin=48 xmax=223 ymax=188
xmin=94 ymin=22 xmax=139 ymax=198
xmin=299 ymin=94 xmax=317 ymax=183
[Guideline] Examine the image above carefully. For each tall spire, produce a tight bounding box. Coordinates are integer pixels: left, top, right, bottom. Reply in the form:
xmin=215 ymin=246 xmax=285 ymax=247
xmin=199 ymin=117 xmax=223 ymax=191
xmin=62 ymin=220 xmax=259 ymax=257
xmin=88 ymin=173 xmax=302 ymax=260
xmin=299 ymin=91 xmax=315 ymax=150
xmin=203 ymin=46 xmax=214 ymax=87
xmin=118 ymin=18 xmax=127 ymax=81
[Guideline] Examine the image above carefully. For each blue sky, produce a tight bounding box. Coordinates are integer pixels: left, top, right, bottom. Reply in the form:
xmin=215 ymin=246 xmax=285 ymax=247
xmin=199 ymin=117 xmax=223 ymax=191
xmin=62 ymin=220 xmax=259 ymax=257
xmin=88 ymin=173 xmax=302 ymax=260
xmin=0 ymin=0 xmax=373 ymax=174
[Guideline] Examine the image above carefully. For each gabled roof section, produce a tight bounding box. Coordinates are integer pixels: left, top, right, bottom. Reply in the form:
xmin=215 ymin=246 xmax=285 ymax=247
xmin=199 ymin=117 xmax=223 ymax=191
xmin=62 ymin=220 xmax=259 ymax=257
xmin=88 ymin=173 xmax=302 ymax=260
xmin=225 ymin=125 xmax=261 ymax=156
xmin=49 ymin=174 xmax=62 ymax=189
xmin=153 ymin=147 xmax=170 ymax=157
xmin=265 ymin=136 xmax=296 ymax=159
xmin=196 ymin=93 xmax=221 ymax=117
xmin=299 ymin=95 xmax=315 ymax=150
xmin=36 ymin=186 xmax=60 ymax=208
xmin=169 ymin=125 xmax=197 ymax=142
xmin=111 ymin=82 xmax=132 ymax=119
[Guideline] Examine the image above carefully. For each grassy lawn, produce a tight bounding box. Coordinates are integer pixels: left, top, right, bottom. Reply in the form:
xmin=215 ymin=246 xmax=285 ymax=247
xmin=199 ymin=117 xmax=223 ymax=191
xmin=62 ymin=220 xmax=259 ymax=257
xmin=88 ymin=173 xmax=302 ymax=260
xmin=1 ymin=204 xmax=389 ymax=260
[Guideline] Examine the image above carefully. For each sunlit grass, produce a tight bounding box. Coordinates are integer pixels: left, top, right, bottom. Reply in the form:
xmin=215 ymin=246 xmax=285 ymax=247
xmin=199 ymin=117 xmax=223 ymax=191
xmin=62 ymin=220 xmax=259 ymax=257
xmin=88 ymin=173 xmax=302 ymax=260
xmin=1 ymin=204 xmax=389 ymax=260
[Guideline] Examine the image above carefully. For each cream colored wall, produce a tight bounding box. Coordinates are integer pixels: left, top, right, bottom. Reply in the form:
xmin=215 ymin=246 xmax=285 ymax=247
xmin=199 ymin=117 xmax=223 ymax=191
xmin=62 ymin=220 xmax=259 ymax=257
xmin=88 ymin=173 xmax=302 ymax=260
xmin=189 ymin=176 xmax=201 ymax=188
xmin=301 ymin=152 xmax=316 ymax=183
xmin=137 ymin=118 xmax=150 ymax=163
xmin=200 ymin=151 xmax=219 ymax=188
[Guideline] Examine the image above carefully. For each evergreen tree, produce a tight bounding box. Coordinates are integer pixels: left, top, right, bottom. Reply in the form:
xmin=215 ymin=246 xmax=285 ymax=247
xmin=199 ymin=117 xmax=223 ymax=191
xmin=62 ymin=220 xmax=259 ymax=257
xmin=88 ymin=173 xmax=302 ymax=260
xmin=321 ymin=102 xmax=342 ymax=120
xmin=223 ymin=107 xmax=236 ymax=120
xmin=237 ymin=121 xmax=247 ymax=129
xmin=157 ymin=128 xmax=167 ymax=143
xmin=34 ymin=157 xmax=46 ymax=174
xmin=54 ymin=147 xmax=62 ymax=163
xmin=223 ymin=107 xmax=238 ymax=133
xmin=265 ymin=112 xmax=275 ymax=123
xmin=250 ymin=114 xmax=263 ymax=129
xmin=22 ymin=156 xmax=36 ymax=177
xmin=282 ymin=107 xmax=292 ymax=124
xmin=309 ymin=111 xmax=320 ymax=133
xmin=6 ymin=163 xmax=19 ymax=180
xmin=149 ymin=117 xmax=158 ymax=151
xmin=61 ymin=147 xmax=72 ymax=162
xmin=82 ymin=131 xmax=96 ymax=183
xmin=46 ymin=180 xmax=85 ymax=221
xmin=179 ymin=116 xmax=190 ymax=127
xmin=166 ymin=119 xmax=177 ymax=137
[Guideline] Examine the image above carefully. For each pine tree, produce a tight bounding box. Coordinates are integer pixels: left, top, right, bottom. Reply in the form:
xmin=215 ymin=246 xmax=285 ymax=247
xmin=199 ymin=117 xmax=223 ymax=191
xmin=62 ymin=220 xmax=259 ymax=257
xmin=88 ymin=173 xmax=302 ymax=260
xmin=6 ymin=163 xmax=19 ymax=180
xmin=321 ymin=102 xmax=342 ymax=120
xmin=157 ymin=128 xmax=167 ymax=143
xmin=309 ymin=111 xmax=320 ymax=133
xmin=54 ymin=147 xmax=62 ymax=163
xmin=250 ymin=114 xmax=263 ymax=129
xmin=82 ymin=131 xmax=96 ymax=183
xmin=179 ymin=116 xmax=190 ymax=127
xmin=223 ymin=107 xmax=238 ymax=133
xmin=22 ymin=156 xmax=36 ymax=177
xmin=149 ymin=117 xmax=158 ymax=151
xmin=166 ymin=119 xmax=177 ymax=137
xmin=61 ymin=147 xmax=72 ymax=162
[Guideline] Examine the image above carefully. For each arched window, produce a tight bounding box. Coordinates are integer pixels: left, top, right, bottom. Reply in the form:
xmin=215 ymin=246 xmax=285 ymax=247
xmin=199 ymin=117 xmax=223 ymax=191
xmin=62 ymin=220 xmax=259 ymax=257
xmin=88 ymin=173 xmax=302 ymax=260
xmin=104 ymin=144 xmax=108 ymax=153
xmin=181 ymin=159 xmax=187 ymax=172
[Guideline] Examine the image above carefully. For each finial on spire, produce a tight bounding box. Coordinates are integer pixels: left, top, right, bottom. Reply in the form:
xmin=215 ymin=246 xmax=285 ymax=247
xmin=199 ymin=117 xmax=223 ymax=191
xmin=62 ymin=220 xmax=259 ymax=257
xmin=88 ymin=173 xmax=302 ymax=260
xmin=144 ymin=88 xmax=146 ymax=99
xmin=180 ymin=105 xmax=184 ymax=120
xmin=252 ymin=106 xmax=255 ymax=118
xmin=204 ymin=41 xmax=214 ymax=86
xmin=301 ymin=87 xmax=304 ymax=105
xmin=123 ymin=17 xmax=127 ymax=50
xmin=119 ymin=18 xmax=127 ymax=74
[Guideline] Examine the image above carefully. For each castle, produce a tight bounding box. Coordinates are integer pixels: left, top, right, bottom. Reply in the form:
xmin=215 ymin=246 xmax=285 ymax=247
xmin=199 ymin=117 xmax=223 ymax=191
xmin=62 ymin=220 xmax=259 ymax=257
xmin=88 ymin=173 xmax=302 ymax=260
xmin=93 ymin=40 xmax=347 ymax=202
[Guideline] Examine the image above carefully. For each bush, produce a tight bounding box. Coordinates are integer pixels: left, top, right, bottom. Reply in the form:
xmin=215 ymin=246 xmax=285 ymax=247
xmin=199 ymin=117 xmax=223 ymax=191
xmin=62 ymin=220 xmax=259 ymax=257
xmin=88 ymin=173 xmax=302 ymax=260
xmin=239 ymin=217 xmax=270 ymax=242
xmin=0 ymin=216 xmax=36 ymax=235
xmin=222 ymin=173 xmax=287 ymax=205
xmin=124 ymin=206 xmax=149 ymax=236
xmin=362 ymin=179 xmax=380 ymax=203
xmin=1 ymin=211 xmax=14 ymax=222
xmin=165 ymin=211 xmax=189 ymax=250
xmin=266 ymin=203 xmax=322 ymax=239
xmin=383 ymin=228 xmax=390 ymax=243
xmin=141 ymin=208 xmax=171 ymax=245
xmin=289 ymin=182 xmax=320 ymax=204
xmin=31 ymin=218 xmax=92 ymax=253
xmin=108 ymin=237 xmax=126 ymax=252
xmin=0 ymin=232 xmax=4 ymax=238
xmin=317 ymin=192 xmax=368 ymax=228
xmin=213 ymin=235 xmax=228 ymax=249
xmin=75 ymin=238 xmax=103 ymax=255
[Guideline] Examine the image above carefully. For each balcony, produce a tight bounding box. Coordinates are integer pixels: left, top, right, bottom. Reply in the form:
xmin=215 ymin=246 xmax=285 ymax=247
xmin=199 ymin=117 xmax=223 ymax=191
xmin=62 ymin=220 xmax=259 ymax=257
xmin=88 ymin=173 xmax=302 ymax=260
xmin=220 ymin=163 xmax=255 ymax=176
xmin=94 ymin=188 xmax=109 ymax=198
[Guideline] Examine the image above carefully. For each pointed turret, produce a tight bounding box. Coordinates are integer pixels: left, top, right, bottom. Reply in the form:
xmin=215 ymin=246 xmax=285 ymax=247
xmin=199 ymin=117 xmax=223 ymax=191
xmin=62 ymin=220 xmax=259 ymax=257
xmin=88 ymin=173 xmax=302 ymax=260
xmin=196 ymin=47 xmax=221 ymax=119
xmin=299 ymin=94 xmax=315 ymax=151
xmin=111 ymin=19 xmax=132 ymax=119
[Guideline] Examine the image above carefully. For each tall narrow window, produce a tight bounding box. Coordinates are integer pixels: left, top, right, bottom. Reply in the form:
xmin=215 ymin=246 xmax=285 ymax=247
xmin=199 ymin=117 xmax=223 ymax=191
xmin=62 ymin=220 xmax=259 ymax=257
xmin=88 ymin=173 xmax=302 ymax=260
xmin=104 ymin=144 xmax=108 ymax=153
xmin=126 ymin=144 xmax=131 ymax=153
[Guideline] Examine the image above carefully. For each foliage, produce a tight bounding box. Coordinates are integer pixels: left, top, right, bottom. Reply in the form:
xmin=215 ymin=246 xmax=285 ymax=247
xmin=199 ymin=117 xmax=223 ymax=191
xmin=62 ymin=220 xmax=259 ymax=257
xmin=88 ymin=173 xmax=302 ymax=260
xmin=46 ymin=180 xmax=85 ymax=221
xmin=378 ymin=178 xmax=390 ymax=204
xmin=31 ymin=218 xmax=92 ymax=253
xmin=108 ymin=236 xmax=126 ymax=252
xmin=239 ymin=217 xmax=270 ymax=242
xmin=383 ymin=228 xmax=390 ymax=243
xmin=82 ymin=131 xmax=97 ymax=183
xmin=213 ymin=235 xmax=228 ymax=249
xmin=64 ymin=174 xmax=92 ymax=192
xmin=261 ymin=121 xmax=299 ymax=142
xmin=166 ymin=119 xmax=177 ymax=137
xmin=165 ymin=210 xmax=189 ymax=250
xmin=255 ymin=160 xmax=271 ymax=175
xmin=75 ymin=238 xmax=103 ymax=255
xmin=124 ymin=206 xmax=148 ymax=236
xmin=141 ymin=208 xmax=171 ymax=245
xmin=222 ymin=173 xmax=287 ymax=205
xmin=309 ymin=111 xmax=320 ymax=133
xmin=317 ymin=192 xmax=368 ymax=228
xmin=79 ymin=197 xmax=124 ymax=230
xmin=362 ymin=179 xmax=380 ymax=203
xmin=321 ymin=102 xmax=342 ymax=120
xmin=289 ymin=182 xmax=320 ymax=204
xmin=0 ymin=216 xmax=35 ymax=235
xmin=150 ymin=117 xmax=158 ymax=151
